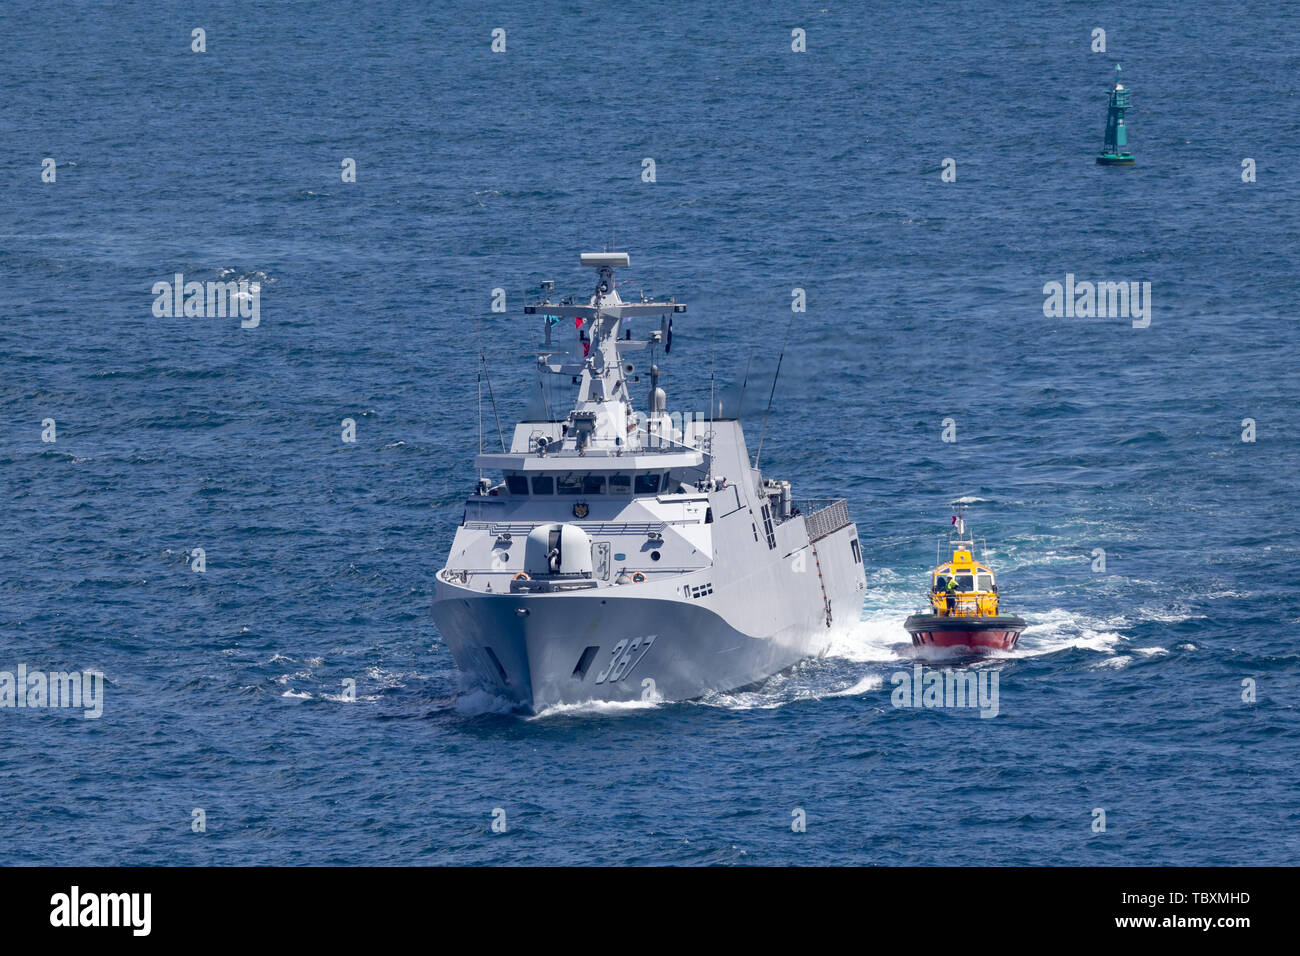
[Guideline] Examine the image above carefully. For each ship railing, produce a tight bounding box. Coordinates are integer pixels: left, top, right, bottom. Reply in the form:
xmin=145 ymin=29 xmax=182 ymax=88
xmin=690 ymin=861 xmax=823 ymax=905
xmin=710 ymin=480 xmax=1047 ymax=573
xmin=465 ymin=520 xmax=669 ymax=537
xmin=795 ymin=498 xmax=852 ymax=543
xmin=529 ymin=444 xmax=696 ymax=459
xmin=441 ymin=566 xmax=703 ymax=585
xmin=526 ymin=427 xmax=703 ymax=458
xmin=929 ymin=596 xmax=994 ymax=617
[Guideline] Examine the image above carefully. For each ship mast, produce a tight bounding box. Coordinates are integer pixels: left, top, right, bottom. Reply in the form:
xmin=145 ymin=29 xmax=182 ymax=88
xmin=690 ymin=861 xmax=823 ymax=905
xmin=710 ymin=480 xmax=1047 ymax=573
xmin=949 ymin=500 xmax=975 ymax=551
xmin=522 ymin=253 xmax=688 ymax=457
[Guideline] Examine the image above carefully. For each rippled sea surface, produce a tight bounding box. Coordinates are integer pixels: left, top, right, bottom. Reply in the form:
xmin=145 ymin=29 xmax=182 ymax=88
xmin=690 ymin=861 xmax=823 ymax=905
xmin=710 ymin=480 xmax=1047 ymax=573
xmin=1 ymin=1 xmax=1297 ymax=864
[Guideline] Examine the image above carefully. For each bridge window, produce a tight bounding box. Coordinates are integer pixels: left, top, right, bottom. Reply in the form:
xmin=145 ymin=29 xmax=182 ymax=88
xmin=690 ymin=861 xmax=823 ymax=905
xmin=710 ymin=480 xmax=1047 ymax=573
xmin=531 ymin=475 xmax=554 ymax=495
xmin=608 ymin=474 xmax=632 ymax=495
xmin=634 ymin=473 xmax=661 ymax=495
xmin=505 ymin=474 xmax=529 ymax=496
xmin=557 ymin=474 xmax=582 ymax=495
xmin=582 ymin=474 xmax=606 ymax=495
xmin=954 ymin=575 xmax=975 ymax=590
xmin=977 ymin=574 xmax=993 ymax=590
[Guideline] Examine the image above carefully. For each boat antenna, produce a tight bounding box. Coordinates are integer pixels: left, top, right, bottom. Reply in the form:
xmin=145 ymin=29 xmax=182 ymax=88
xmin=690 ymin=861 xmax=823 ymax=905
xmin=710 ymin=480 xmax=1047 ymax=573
xmin=737 ymin=350 xmax=753 ymax=412
xmin=474 ymin=313 xmax=506 ymax=451
xmin=709 ymin=321 xmax=716 ymax=422
xmin=522 ymin=285 xmax=553 ymax=423
xmin=476 ymin=329 xmax=483 ymax=480
xmin=754 ymin=311 xmax=795 ymax=470
xmin=948 ymin=499 xmax=972 ymax=546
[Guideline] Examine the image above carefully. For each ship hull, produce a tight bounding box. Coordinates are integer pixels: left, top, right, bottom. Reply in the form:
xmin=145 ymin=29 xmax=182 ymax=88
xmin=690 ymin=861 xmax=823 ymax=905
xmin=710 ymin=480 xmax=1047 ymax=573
xmin=904 ymin=614 xmax=1026 ymax=651
xmin=434 ymin=568 xmax=857 ymax=714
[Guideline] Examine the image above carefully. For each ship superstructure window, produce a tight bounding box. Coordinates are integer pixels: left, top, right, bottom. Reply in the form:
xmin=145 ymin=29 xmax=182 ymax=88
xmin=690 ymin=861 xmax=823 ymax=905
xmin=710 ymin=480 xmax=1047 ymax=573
xmin=506 ymin=474 xmax=529 ymax=495
xmin=977 ymin=574 xmax=993 ymax=590
xmin=544 ymin=473 xmax=663 ymax=495
xmin=954 ymin=574 xmax=975 ymax=590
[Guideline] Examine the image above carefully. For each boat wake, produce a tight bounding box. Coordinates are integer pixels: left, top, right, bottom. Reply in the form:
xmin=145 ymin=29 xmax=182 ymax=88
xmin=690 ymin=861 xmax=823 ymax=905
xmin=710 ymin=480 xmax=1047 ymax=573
xmin=449 ymin=594 xmax=1135 ymax=718
xmin=695 ymin=669 xmax=884 ymax=711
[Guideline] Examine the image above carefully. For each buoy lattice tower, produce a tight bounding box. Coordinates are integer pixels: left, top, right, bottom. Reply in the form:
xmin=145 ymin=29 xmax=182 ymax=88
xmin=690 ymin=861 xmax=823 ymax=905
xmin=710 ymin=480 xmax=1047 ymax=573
xmin=1097 ymin=63 xmax=1135 ymax=166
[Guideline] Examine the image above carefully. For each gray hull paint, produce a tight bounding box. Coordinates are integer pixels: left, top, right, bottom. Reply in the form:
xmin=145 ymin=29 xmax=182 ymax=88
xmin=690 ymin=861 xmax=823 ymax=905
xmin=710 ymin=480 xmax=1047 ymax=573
xmin=434 ymin=522 xmax=865 ymax=713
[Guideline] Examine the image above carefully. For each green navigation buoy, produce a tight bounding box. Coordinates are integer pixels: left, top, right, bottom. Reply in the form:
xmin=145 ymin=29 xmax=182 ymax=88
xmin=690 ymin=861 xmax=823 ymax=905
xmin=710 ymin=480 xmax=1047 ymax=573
xmin=1096 ymin=63 xmax=1135 ymax=166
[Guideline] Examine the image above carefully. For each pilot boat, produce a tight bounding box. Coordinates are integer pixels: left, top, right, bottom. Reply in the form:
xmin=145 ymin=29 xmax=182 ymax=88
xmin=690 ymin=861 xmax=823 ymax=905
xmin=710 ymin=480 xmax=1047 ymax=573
xmin=903 ymin=504 xmax=1026 ymax=651
xmin=432 ymin=252 xmax=867 ymax=712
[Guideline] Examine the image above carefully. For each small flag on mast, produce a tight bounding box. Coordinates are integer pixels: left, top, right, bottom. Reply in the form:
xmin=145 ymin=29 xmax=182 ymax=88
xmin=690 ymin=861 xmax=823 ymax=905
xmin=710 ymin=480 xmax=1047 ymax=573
xmin=952 ymin=515 xmax=965 ymax=535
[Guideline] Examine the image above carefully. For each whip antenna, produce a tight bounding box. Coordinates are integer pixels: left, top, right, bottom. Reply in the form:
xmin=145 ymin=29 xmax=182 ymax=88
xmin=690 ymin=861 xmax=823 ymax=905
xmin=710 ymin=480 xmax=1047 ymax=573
xmin=474 ymin=313 xmax=506 ymax=451
xmin=754 ymin=312 xmax=795 ymax=469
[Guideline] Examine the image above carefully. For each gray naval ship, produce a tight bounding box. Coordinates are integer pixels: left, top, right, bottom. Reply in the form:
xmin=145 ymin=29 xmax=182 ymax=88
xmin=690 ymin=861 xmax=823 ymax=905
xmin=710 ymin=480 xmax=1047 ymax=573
xmin=433 ymin=252 xmax=866 ymax=712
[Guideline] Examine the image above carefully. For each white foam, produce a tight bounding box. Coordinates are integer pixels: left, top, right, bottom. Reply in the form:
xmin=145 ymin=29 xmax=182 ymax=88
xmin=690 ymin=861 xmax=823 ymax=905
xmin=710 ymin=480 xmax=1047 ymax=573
xmin=1135 ymin=605 xmax=1205 ymax=624
xmin=697 ymin=666 xmax=882 ymax=710
xmin=1015 ymin=608 xmax=1125 ymax=657
xmin=824 ymin=674 xmax=884 ymax=697
xmin=455 ymin=688 xmax=518 ymax=716
xmin=824 ymin=592 xmax=918 ymax=663
xmin=1093 ymin=655 xmax=1132 ymax=670
xmin=530 ymin=696 xmax=663 ymax=719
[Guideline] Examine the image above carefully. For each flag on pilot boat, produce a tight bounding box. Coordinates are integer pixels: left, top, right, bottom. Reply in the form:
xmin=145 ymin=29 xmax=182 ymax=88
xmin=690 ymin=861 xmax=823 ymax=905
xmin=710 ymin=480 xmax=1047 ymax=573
xmin=952 ymin=515 xmax=965 ymax=535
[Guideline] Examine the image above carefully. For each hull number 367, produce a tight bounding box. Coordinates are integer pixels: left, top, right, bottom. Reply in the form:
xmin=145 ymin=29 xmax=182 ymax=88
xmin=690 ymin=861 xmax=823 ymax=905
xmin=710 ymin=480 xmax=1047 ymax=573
xmin=593 ymin=635 xmax=657 ymax=684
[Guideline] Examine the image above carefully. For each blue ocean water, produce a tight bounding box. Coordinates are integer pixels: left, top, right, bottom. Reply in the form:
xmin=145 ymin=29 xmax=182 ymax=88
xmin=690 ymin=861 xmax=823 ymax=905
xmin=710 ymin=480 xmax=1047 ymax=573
xmin=1 ymin=0 xmax=1297 ymax=865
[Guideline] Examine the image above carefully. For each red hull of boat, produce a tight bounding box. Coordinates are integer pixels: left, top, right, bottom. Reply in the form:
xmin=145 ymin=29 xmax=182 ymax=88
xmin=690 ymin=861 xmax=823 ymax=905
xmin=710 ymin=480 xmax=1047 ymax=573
xmin=904 ymin=615 xmax=1026 ymax=651
xmin=912 ymin=629 xmax=1018 ymax=650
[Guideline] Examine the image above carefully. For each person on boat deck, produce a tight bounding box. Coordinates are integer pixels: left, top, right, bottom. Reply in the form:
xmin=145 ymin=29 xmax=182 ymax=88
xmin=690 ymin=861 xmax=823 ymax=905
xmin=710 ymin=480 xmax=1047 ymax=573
xmin=943 ymin=576 xmax=959 ymax=613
